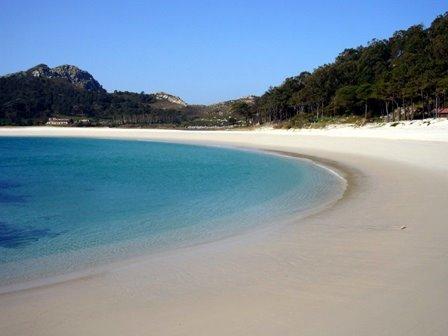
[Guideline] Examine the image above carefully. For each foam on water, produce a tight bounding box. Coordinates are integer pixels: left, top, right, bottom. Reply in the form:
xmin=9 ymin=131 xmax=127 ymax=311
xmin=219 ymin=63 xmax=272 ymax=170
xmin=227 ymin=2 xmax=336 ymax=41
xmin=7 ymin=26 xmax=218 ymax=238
xmin=0 ymin=137 xmax=345 ymax=286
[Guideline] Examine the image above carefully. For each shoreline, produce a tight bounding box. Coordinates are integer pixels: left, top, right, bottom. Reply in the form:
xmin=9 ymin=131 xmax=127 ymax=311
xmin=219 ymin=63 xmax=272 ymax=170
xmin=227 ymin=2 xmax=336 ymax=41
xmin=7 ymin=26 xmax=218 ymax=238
xmin=1 ymin=118 xmax=448 ymax=143
xmin=0 ymin=143 xmax=349 ymax=294
xmin=1 ymin=127 xmax=448 ymax=336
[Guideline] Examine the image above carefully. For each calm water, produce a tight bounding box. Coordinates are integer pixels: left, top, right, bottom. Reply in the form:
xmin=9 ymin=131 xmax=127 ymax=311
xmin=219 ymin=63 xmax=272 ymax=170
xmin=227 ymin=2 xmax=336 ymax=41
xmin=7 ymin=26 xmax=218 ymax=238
xmin=0 ymin=137 xmax=344 ymax=286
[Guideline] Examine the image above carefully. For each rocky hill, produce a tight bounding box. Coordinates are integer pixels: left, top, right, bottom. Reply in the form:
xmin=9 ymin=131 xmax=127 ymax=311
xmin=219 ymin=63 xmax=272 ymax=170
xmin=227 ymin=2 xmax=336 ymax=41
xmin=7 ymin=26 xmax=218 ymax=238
xmin=153 ymin=92 xmax=187 ymax=107
xmin=202 ymin=95 xmax=257 ymax=117
xmin=0 ymin=63 xmax=256 ymax=127
xmin=4 ymin=64 xmax=105 ymax=92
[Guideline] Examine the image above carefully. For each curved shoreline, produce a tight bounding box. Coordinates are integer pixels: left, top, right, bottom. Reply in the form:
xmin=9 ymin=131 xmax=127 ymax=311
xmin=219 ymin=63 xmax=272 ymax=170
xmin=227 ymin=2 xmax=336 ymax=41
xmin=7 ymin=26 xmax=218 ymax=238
xmin=0 ymin=142 xmax=348 ymax=294
xmin=1 ymin=127 xmax=448 ymax=336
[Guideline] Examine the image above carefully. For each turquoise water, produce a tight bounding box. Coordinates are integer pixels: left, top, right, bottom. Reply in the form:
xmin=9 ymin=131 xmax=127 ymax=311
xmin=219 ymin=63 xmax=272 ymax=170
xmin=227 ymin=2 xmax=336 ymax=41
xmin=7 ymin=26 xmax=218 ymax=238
xmin=0 ymin=137 xmax=344 ymax=286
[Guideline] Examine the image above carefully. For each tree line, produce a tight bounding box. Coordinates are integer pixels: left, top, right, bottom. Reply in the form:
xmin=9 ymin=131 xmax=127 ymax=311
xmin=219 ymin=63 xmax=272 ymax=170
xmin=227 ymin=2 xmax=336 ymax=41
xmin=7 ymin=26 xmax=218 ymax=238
xmin=2 ymin=12 xmax=447 ymax=127
xmin=247 ymin=12 xmax=448 ymax=126
xmin=0 ymin=75 xmax=188 ymax=126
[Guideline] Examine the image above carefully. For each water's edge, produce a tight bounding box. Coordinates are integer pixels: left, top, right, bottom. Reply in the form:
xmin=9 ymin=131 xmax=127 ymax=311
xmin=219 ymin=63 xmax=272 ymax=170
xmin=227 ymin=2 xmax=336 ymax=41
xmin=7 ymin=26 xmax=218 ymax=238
xmin=0 ymin=138 xmax=349 ymax=294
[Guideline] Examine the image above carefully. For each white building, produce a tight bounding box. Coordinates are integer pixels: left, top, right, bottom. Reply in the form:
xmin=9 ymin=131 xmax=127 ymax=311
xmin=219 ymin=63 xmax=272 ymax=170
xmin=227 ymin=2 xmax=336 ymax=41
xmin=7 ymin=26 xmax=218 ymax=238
xmin=46 ymin=118 xmax=70 ymax=126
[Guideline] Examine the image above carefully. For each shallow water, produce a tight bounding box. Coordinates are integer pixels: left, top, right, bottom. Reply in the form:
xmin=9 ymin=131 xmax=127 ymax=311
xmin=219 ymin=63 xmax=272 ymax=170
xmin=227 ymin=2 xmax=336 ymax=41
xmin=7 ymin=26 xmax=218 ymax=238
xmin=0 ymin=137 xmax=344 ymax=286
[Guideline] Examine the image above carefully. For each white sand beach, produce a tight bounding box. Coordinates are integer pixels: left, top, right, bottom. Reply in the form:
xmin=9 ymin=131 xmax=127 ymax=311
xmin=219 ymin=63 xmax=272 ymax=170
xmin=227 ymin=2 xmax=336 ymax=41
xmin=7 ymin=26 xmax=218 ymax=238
xmin=1 ymin=125 xmax=448 ymax=335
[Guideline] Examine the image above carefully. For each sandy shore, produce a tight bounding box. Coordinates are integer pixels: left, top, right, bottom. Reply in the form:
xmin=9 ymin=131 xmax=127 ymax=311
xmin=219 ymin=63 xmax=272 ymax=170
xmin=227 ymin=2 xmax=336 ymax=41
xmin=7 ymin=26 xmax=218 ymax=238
xmin=1 ymin=126 xmax=448 ymax=335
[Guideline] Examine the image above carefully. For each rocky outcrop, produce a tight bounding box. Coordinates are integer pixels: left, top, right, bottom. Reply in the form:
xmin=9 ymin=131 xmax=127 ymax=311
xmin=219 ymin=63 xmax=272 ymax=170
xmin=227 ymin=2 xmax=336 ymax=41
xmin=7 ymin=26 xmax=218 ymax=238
xmin=232 ymin=95 xmax=257 ymax=105
xmin=4 ymin=64 xmax=105 ymax=92
xmin=153 ymin=92 xmax=187 ymax=107
xmin=204 ymin=95 xmax=257 ymax=116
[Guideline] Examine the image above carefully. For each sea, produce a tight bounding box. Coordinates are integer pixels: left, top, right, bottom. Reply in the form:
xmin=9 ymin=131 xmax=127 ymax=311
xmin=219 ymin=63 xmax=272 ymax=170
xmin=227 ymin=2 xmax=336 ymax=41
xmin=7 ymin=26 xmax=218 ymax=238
xmin=0 ymin=137 xmax=345 ymax=287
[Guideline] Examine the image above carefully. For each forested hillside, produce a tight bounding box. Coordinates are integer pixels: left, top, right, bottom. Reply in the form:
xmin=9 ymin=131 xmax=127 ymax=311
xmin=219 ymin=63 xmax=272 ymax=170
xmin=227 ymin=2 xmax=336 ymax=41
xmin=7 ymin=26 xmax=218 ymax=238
xmin=1 ymin=12 xmax=447 ymax=127
xmin=0 ymin=73 xmax=191 ymax=126
xmin=252 ymin=12 xmax=448 ymax=126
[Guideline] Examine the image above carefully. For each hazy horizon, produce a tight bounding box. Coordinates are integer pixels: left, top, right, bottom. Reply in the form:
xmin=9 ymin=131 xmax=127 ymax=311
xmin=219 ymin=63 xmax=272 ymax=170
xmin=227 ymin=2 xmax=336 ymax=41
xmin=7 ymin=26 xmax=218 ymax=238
xmin=1 ymin=0 xmax=447 ymax=104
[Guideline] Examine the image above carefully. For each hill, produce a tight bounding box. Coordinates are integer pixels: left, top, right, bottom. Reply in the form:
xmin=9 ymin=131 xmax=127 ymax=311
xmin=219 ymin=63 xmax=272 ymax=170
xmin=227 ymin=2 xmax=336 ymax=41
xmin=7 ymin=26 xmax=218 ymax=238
xmin=2 ymin=12 xmax=447 ymax=128
xmin=254 ymin=12 xmax=448 ymax=127
xmin=4 ymin=64 xmax=105 ymax=93
xmin=0 ymin=63 xmax=256 ymax=127
xmin=0 ymin=65 xmax=193 ymax=126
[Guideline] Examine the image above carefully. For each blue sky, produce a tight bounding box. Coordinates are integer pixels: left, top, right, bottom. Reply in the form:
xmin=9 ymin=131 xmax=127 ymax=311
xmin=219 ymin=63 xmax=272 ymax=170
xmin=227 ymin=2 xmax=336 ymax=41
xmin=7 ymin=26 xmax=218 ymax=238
xmin=1 ymin=1 xmax=447 ymax=104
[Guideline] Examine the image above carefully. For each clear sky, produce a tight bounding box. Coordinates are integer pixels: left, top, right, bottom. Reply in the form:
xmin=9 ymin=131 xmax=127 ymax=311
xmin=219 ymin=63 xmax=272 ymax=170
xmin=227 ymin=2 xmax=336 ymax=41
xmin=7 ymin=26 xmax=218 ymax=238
xmin=1 ymin=1 xmax=447 ymax=104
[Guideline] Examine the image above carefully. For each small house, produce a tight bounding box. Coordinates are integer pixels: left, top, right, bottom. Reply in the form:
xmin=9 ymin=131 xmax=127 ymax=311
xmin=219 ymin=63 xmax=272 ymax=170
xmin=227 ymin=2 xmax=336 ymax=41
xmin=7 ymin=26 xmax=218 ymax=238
xmin=437 ymin=107 xmax=448 ymax=118
xmin=46 ymin=118 xmax=70 ymax=126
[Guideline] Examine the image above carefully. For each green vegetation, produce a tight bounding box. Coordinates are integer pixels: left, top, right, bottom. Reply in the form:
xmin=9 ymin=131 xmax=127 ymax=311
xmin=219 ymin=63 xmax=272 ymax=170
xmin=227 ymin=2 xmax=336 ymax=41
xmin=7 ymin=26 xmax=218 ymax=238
xmin=254 ymin=12 xmax=448 ymax=125
xmin=230 ymin=101 xmax=256 ymax=125
xmin=1 ymin=12 xmax=447 ymax=127
xmin=0 ymin=75 xmax=189 ymax=126
xmin=272 ymin=115 xmax=367 ymax=129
